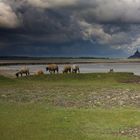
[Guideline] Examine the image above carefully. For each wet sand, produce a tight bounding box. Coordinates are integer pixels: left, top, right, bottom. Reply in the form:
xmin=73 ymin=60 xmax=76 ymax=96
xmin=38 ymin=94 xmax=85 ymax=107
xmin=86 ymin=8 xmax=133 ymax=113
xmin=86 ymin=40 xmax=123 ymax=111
xmin=1 ymin=58 xmax=140 ymax=66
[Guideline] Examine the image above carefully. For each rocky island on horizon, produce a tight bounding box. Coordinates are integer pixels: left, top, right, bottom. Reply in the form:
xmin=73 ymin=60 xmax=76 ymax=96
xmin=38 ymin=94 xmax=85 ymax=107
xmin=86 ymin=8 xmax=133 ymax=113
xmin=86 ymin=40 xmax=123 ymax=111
xmin=128 ymin=49 xmax=140 ymax=59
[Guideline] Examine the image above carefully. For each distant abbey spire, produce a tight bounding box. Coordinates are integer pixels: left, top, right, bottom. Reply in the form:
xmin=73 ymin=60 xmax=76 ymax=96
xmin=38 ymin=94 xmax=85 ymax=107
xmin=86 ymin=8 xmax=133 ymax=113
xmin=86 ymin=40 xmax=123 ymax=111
xmin=128 ymin=49 xmax=140 ymax=58
xmin=135 ymin=49 xmax=139 ymax=54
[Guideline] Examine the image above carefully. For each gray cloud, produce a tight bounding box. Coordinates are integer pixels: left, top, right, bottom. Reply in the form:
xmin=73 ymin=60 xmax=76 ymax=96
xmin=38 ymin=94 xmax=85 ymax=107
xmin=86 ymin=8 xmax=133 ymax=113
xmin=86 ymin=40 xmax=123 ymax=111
xmin=79 ymin=19 xmax=140 ymax=53
xmin=5 ymin=0 xmax=140 ymax=23
xmin=0 ymin=1 xmax=20 ymax=28
xmin=22 ymin=0 xmax=140 ymax=23
xmin=26 ymin=0 xmax=77 ymax=8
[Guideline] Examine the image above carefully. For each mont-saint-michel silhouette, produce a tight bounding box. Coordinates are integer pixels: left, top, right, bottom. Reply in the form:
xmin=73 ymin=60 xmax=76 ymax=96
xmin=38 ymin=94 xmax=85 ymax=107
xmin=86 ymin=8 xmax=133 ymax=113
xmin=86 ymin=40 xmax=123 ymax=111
xmin=128 ymin=49 xmax=140 ymax=58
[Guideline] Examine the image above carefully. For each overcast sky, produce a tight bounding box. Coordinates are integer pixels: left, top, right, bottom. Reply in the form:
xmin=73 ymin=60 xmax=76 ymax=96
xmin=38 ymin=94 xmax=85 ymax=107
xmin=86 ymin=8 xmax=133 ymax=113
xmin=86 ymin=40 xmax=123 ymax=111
xmin=0 ymin=0 xmax=140 ymax=57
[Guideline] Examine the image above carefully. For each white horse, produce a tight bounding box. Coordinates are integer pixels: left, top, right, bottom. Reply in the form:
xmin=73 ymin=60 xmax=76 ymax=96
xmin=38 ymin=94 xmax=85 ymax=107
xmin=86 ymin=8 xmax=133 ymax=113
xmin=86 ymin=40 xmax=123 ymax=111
xmin=72 ymin=65 xmax=80 ymax=73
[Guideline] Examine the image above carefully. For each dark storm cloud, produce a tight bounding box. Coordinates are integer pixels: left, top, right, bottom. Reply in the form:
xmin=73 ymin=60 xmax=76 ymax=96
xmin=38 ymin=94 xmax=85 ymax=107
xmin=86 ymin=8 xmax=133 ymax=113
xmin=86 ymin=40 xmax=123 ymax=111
xmin=0 ymin=2 xmax=82 ymax=46
xmin=1 ymin=0 xmax=140 ymax=56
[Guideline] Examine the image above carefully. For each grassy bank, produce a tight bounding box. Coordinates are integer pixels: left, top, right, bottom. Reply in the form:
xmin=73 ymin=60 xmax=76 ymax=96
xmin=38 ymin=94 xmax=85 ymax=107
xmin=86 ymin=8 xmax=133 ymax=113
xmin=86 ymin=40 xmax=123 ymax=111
xmin=0 ymin=73 xmax=140 ymax=140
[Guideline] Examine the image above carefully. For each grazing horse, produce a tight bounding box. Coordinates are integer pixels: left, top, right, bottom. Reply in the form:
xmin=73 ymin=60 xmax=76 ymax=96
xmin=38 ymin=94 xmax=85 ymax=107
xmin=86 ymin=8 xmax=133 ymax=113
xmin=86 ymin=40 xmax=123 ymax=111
xmin=15 ymin=68 xmax=30 ymax=78
xmin=62 ymin=65 xmax=71 ymax=73
xmin=46 ymin=64 xmax=59 ymax=74
xmin=72 ymin=65 xmax=80 ymax=73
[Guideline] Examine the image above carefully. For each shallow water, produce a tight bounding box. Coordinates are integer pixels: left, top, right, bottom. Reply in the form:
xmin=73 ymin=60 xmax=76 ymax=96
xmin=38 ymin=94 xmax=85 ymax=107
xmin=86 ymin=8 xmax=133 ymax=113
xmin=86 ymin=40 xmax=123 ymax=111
xmin=0 ymin=63 xmax=140 ymax=76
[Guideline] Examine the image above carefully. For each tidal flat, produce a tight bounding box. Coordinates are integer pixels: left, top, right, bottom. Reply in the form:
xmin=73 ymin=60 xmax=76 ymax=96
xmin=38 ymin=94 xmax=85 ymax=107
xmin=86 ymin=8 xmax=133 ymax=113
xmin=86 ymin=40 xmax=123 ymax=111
xmin=1 ymin=58 xmax=140 ymax=77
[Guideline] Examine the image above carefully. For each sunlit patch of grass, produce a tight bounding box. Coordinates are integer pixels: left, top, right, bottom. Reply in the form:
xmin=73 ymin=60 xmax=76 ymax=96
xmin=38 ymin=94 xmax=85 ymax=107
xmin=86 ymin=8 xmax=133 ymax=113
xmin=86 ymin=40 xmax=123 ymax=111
xmin=0 ymin=103 xmax=140 ymax=140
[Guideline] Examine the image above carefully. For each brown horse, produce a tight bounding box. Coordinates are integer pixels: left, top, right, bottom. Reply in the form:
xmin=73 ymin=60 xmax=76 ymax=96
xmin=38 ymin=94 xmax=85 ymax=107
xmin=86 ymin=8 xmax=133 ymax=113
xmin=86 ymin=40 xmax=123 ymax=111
xmin=62 ymin=65 xmax=71 ymax=73
xmin=46 ymin=64 xmax=59 ymax=74
xmin=15 ymin=68 xmax=30 ymax=78
xmin=72 ymin=65 xmax=80 ymax=73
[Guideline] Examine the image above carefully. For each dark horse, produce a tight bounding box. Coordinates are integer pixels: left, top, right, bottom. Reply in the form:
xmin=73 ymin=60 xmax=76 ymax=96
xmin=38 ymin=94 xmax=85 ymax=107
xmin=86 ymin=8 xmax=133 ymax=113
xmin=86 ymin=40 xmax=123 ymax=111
xmin=109 ymin=68 xmax=114 ymax=73
xmin=46 ymin=64 xmax=59 ymax=74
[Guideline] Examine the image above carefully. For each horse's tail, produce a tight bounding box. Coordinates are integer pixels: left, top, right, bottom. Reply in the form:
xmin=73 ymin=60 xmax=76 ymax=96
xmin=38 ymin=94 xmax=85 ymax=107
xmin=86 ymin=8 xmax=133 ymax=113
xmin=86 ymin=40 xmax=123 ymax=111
xmin=46 ymin=67 xmax=48 ymax=71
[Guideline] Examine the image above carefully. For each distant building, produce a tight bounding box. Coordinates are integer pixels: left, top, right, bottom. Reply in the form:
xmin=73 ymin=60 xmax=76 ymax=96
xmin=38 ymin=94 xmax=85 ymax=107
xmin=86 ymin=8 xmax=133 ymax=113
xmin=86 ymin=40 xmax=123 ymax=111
xmin=128 ymin=49 xmax=140 ymax=58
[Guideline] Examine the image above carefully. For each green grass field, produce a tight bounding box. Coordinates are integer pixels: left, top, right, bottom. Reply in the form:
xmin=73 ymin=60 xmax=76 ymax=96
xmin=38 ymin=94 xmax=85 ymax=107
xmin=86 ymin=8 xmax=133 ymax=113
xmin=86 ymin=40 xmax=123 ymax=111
xmin=0 ymin=73 xmax=140 ymax=140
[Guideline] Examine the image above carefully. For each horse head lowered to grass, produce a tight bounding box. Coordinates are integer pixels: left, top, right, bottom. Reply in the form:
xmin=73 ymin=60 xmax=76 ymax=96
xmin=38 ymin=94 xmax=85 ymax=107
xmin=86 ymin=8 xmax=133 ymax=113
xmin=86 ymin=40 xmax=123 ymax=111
xmin=46 ymin=64 xmax=59 ymax=74
xmin=62 ymin=65 xmax=80 ymax=74
xmin=15 ymin=67 xmax=30 ymax=78
xmin=62 ymin=65 xmax=72 ymax=73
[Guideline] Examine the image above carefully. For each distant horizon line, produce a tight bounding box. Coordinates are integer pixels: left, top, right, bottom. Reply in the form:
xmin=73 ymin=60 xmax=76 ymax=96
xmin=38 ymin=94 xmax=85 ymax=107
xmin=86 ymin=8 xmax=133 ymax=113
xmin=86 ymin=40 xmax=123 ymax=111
xmin=0 ymin=55 xmax=126 ymax=59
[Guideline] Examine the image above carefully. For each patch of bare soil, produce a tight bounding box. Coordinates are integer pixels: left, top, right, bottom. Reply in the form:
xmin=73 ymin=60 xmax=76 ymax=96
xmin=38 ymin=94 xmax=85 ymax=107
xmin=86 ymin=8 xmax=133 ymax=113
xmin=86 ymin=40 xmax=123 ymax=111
xmin=83 ymin=89 xmax=140 ymax=108
xmin=112 ymin=126 xmax=140 ymax=139
xmin=51 ymin=88 xmax=140 ymax=108
xmin=0 ymin=87 xmax=140 ymax=108
xmin=0 ymin=70 xmax=16 ymax=78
